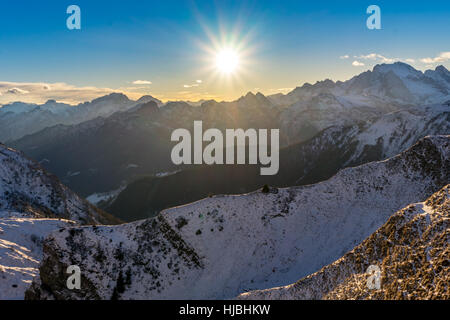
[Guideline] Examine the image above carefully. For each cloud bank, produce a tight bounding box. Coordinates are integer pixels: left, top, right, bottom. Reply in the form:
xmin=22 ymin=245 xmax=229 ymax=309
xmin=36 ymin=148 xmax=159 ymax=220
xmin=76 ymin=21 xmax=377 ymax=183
xmin=340 ymin=51 xmax=450 ymax=70
xmin=0 ymin=81 xmax=150 ymax=105
xmin=132 ymin=80 xmax=152 ymax=85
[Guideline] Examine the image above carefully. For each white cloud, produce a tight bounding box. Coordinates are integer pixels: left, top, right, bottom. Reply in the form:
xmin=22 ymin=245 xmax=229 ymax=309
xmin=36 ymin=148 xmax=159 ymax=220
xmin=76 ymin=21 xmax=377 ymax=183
xmin=354 ymin=53 xmax=397 ymax=63
xmin=420 ymin=52 xmax=450 ymax=64
xmin=0 ymin=81 xmax=145 ymax=105
xmin=352 ymin=60 xmax=365 ymax=67
xmin=5 ymin=87 xmax=29 ymax=94
xmin=350 ymin=51 xmax=450 ymax=68
xmin=183 ymin=80 xmax=203 ymax=89
xmin=132 ymin=80 xmax=152 ymax=85
xmin=339 ymin=55 xmax=349 ymax=59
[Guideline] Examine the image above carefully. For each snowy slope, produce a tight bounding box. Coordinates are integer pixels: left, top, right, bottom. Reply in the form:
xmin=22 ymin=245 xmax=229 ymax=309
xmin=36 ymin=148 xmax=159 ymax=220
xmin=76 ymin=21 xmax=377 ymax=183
xmin=0 ymin=143 xmax=118 ymax=225
xmin=238 ymin=184 xmax=450 ymax=300
xmin=343 ymin=62 xmax=450 ymax=105
xmin=347 ymin=104 xmax=450 ymax=163
xmin=0 ymin=212 xmax=74 ymax=299
xmin=0 ymin=143 xmax=120 ymax=300
xmin=26 ymin=136 xmax=449 ymax=300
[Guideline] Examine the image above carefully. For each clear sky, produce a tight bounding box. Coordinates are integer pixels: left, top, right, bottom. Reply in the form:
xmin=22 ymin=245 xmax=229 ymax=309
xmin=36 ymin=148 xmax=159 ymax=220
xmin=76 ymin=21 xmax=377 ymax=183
xmin=0 ymin=0 xmax=449 ymax=104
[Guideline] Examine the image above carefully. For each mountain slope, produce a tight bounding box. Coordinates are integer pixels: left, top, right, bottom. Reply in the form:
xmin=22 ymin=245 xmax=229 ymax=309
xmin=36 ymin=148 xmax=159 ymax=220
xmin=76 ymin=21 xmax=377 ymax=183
xmin=238 ymin=184 xmax=450 ymax=300
xmin=0 ymin=93 xmax=162 ymax=142
xmin=0 ymin=144 xmax=120 ymax=299
xmin=26 ymin=135 xmax=449 ymax=300
xmin=0 ymin=212 xmax=74 ymax=299
xmin=10 ymin=63 xmax=449 ymax=200
xmin=10 ymin=94 xmax=282 ymax=196
xmin=107 ymin=104 xmax=449 ymax=222
xmin=0 ymin=143 xmax=118 ymax=225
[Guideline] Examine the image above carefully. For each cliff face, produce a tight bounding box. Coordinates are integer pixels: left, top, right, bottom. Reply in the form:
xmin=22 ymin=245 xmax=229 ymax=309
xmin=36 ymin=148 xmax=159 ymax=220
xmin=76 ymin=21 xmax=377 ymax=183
xmin=238 ymin=184 xmax=449 ymax=300
xmin=26 ymin=136 xmax=449 ymax=300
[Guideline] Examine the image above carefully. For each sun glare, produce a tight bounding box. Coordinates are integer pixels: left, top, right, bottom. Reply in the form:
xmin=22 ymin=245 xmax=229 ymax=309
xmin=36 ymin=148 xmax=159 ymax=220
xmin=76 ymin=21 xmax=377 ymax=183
xmin=215 ymin=48 xmax=240 ymax=74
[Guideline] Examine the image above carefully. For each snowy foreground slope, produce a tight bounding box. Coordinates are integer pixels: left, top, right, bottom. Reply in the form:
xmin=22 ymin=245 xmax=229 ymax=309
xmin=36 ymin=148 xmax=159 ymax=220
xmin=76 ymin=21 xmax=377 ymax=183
xmin=238 ymin=184 xmax=450 ymax=300
xmin=0 ymin=143 xmax=119 ymax=299
xmin=0 ymin=212 xmax=74 ymax=299
xmin=26 ymin=136 xmax=449 ymax=300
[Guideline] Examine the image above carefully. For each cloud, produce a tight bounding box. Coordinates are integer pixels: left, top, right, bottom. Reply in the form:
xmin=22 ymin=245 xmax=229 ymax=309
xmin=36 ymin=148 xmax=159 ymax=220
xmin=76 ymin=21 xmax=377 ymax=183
xmin=352 ymin=60 xmax=365 ymax=67
xmin=420 ymin=52 xmax=450 ymax=64
xmin=349 ymin=51 xmax=450 ymax=68
xmin=132 ymin=80 xmax=152 ymax=85
xmin=5 ymin=87 xmax=30 ymax=94
xmin=183 ymin=80 xmax=203 ymax=89
xmin=268 ymin=88 xmax=294 ymax=93
xmin=0 ymin=81 xmax=148 ymax=105
xmin=354 ymin=53 xmax=397 ymax=63
xmin=340 ymin=55 xmax=349 ymax=59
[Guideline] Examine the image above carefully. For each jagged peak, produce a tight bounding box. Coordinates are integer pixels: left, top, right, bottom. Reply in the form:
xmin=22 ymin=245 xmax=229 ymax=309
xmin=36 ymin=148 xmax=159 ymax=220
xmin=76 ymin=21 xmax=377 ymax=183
xmin=136 ymin=95 xmax=162 ymax=105
xmin=90 ymin=92 xmax=131 ymax=104
xmin=243 ymin=91 xmax=256 ymax=98
xmin=435 ymin=65 xmax=449 ymax=73
xmin=372 ymin=62 xmax=422 ymax=78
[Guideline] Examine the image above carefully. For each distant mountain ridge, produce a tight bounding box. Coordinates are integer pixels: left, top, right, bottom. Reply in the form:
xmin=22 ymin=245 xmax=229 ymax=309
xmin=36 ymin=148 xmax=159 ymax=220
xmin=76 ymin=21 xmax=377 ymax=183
xmin=103 ymin=103 xmax=449 ymax=221
xmin=0 ymin=93 xmax=163 ymax=142
xmin=9 ymin=63 xmax=450 ymax=201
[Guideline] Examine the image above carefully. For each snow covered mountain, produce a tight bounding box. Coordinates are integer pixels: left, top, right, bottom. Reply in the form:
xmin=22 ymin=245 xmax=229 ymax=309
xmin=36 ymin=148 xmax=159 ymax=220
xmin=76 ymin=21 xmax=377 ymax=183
xmin=0 ymin=212 xmax=75 ymax=299
xmin=25 ymin=135 xmax=449 ymax=300
xmin=0 ymin=93 xmax=162 ymax=142
xmin=106 ymin=103 xmax=449 ymax=222
xmin=0 ymin=143 xmax=117 ymax=224
xmin=271 ymin=63 xmax=450 ymax=108
xmin=9 ymin=93 xmax=282 ymax=197
xmin=277 ymin=63 xmax=450 ymax=144
xmin=9 ymin=63 xmax=449 ymax=201
xmin=0 ymin=143 xmax=120 ymax=299
xmin=238 ymin=184 xmax=450 ymax=300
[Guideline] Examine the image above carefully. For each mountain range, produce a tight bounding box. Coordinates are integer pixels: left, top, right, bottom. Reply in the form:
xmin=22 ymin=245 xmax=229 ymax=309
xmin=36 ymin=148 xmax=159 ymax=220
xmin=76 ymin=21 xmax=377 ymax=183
xmin=7 ymin=63 xmax=450 ymax=216
xmin=0 ymin=93 xmax=162 ymax=142
xmin=107 ymin=103 xmax=449 ymax=221
xmin=24 ymin=135 xmax=449 ymax=299
xmin=1 ymin=62 xmax=449 ymax=300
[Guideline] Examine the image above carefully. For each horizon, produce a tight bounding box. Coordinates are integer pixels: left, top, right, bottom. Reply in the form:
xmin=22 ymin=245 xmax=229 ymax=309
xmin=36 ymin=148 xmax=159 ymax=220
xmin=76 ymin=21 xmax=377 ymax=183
xmin=1 ymin=61 xmax=448 ymax=106
xmin=0 ymin=0 xmax=449 ymax=104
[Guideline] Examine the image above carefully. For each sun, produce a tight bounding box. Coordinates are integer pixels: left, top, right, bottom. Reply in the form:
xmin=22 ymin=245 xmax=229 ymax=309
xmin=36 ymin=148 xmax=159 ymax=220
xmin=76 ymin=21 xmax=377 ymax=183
xmin=215 ymin=48 xmax=240 ymax=74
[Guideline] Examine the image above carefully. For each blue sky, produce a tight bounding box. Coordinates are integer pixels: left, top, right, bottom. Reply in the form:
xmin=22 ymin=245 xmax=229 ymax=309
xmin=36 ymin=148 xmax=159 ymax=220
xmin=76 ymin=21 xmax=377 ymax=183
xmin=0 ymin=0 xmax=449 ymax=103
